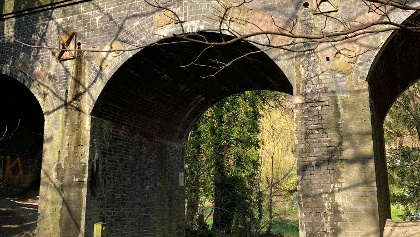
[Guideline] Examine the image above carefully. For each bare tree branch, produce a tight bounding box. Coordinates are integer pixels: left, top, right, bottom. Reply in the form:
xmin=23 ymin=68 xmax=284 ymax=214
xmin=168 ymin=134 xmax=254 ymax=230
xmin=7 ymin=0 xmax=420 ymax=81
xmin=368 ymin=0 xmax=420 ymax=10
xmin=11 ymin=0 xmax=420 ymax=53
xmin=0 ymin=119 xmax=20 ymax=142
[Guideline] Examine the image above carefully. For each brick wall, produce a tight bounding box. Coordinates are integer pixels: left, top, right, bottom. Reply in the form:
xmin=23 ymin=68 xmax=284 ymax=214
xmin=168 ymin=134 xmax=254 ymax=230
xmin=0 ymin=0 xmax=418 ymax=236
xmin=86 ymin=117 xmax=184 ymax=237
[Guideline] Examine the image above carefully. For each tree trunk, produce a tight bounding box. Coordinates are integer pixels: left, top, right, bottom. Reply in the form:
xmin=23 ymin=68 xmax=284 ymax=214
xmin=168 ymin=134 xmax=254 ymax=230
xmin=213 ymin=150 xmax=230 ymax=236
xmin=267 ymin=152 xmax=274 ymax=233
xmin=185 ymin=170 xmax=200 ymax=232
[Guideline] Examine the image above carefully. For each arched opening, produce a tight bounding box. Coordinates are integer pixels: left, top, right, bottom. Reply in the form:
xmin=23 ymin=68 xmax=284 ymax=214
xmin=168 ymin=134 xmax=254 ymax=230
xmin=184 ymin=90 xmax=297 ymax=237
xmin=384 ymin=81 xmax=420 ymax=220
xmin=367 ymin=13 xmax=420 ymax=231
xmin=85 ymin=32 xmax=292 ymax=236
xmin=0 ymin=75 xmax=44 ymax=236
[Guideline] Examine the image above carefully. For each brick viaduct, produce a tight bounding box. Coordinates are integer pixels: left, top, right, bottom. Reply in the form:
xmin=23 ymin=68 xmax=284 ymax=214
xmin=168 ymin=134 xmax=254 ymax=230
xmin=0 ymin=0 xmax=419 ymax=236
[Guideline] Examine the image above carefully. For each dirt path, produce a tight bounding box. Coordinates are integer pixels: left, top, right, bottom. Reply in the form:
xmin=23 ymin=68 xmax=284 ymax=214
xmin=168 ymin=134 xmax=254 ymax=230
xmin=384 ymin=219 xmax=420 ymax=237
xmin=1 ymin=189 xmax=419 ymax=237
xmin=0 ymin=187 xmax=38 ymax=237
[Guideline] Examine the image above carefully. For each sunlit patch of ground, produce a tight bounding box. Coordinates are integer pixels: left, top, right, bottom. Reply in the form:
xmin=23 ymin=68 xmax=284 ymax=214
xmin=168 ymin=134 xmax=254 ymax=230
xmin=0 ymin=187 xmax=38 ymax=237
xmin=384 ymin=219 xmax=420 ymax=237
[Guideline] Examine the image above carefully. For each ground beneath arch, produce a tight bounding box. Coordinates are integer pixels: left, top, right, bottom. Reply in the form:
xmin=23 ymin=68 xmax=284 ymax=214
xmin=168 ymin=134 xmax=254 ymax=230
xmin=1 ymin=187 xmax=419 ymax=237
xmin=0 ymin=186 xmax=38 ymax=237
xmin=384 ymin=219 xmax=420 ymax=237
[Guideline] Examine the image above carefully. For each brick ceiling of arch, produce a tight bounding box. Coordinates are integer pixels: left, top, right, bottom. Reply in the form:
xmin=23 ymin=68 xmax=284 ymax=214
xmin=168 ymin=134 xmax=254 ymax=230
xmin=0 ymin=75 xmax=44 ymax=132
xmin=91 ymin=33 xmax=292 ymax=142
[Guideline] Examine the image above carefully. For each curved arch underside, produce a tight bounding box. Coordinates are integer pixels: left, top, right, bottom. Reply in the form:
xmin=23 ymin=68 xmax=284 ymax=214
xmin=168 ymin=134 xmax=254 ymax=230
xmin=0 ymin=75 xmax=44 ymax=195
xmin=368 ymin=28 xmax=420 ymax=122
xmin=367 ymin=13 xmax=420 ymax=229
xmin=92 ymin=33 xmax=292 ymax=142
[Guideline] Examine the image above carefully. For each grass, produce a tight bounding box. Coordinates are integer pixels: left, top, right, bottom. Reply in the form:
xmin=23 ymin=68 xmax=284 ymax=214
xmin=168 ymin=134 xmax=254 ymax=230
xmin=391 ymin=205 xmax=406 ymax=220
xmin=268 ymin=206 xmax=299 ymax=237
xmin=391 ymin=205 xmax=420 ymax=221
xmin=199 ymin=203 xmax=300 ymax=236
xmin=254 ymin=204 xmax=299 ymax=236
xmin=271 ymin=217 xmax=299 ymax=236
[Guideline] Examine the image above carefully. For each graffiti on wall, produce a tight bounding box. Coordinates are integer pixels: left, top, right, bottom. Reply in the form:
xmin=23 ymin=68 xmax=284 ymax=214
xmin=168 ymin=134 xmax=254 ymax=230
xmin=4 ymin=154 xmax=24 ymax=186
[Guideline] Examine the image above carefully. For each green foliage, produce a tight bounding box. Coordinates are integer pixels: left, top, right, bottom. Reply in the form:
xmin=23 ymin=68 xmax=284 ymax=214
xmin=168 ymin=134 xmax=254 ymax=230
xmin=186 ymin=91 xmax=264 ymax=236
xmin=257 ymin=94 xmax=296 ymax=235
xmin=271 ymin=218 xmax=299 ymax=237
xmin=387 ymin=147 xmax=420 ymax=212
xmin=185 ymin=91 xmax=297 ymax=237
xmin=384 ymin=83 xmax=420 ymax=218
xmin=391 ymin=205 xmax=406 ymax=220
xmin=258 ymin=96 xmax=296 ymax=194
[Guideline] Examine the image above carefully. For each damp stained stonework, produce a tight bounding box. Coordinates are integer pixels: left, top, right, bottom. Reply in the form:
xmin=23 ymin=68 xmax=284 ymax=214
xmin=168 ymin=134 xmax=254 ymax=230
xmin=327 ymin=49 xmax=358 ymax=75
xmin=1 ymin=0 xmax=420 ymax=236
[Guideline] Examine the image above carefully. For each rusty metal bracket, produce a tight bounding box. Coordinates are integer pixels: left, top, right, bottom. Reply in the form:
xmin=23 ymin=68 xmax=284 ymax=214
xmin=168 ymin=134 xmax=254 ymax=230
xmin=58 ymin=32 xmax=77 ymax=61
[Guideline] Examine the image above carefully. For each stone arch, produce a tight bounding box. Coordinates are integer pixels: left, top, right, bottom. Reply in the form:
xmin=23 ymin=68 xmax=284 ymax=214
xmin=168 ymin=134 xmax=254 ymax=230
xmin=85 ymin=7 xmax=298 ymax=113
xmin=91 ymin=32 xmax=292 ymax=141
xmin=352 ymin=9 xmax=414 ymax=81
xmin=0 ymin=53 xmax=60 ymax=235
xmin=84 ymin=32 xmax=292 ymax=236
xmin=0 ymin=56 xmax=61 ymax=115
xmin=366 ymin=11 xmax=420 ymax=231
xmin=0 ymin=73 xmax=45 ymax=196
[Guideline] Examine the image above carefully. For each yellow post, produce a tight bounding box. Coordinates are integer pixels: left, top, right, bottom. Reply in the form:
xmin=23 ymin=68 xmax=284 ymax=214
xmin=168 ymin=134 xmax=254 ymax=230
xmin=94 ymin=222 xmax=106 ymax=237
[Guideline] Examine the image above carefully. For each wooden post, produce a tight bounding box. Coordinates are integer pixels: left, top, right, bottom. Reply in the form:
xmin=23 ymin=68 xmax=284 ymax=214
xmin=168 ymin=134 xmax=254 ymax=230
xmin=94 ymin=222 xmax=106 ymax=237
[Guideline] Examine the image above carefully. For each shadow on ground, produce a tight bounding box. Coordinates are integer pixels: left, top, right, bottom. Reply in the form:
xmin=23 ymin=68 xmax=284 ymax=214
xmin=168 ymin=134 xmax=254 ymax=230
xmin=0 ymin=185 xmax=39 ymax=237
